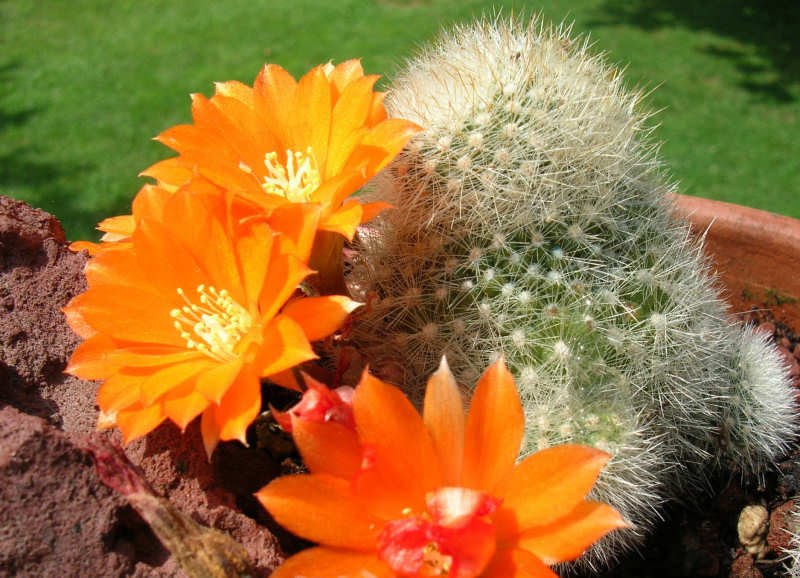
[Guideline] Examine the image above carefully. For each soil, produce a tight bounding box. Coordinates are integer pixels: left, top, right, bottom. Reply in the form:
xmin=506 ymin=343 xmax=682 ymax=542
xmin=2 ymin=194 xmax=799 ymax=577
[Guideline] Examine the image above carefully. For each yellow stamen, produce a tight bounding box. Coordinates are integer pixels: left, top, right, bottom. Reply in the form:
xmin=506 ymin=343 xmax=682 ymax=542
xmin=421 ymin=542 xmax=452 ymax=576
xmin=170 ymin=285 xmax=252 ymax=363
xmin=262 ymin=147 xmax=321 ymax=202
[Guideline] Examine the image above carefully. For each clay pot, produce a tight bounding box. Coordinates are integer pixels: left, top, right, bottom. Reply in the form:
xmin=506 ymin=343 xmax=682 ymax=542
xmin=675 ymin=194 xmax=800 ymax=328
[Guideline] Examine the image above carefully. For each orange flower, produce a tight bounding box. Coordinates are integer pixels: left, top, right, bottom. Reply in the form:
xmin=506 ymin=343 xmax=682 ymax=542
xmin=144 ymin=59 xmax=421 ymax=242
xmin=64 ymin=187 xmax=360 ymax=457
xmin=257 ymin=358 xmax=627 ymax=577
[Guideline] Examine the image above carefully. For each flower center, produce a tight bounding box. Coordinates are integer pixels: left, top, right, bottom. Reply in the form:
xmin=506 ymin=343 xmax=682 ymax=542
xmin=422 ymin=542 xmax=454 ymax=576
xmin=170 ymin=285 xmax=252 ymax=363
xmin=262 ymin=147 xmax=321 ymax=202
xmin=377 ymin=488 xmax=501 ymax=578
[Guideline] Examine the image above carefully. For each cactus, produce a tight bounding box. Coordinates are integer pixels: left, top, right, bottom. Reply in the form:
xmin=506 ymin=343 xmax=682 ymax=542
xmin=345 ymin=16 xmax=798 ymax=565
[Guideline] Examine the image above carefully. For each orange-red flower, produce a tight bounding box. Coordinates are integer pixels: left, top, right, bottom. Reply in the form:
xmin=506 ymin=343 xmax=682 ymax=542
xmin=143 ymin=59 xmax=421 ymax=242
xmin=257 ymin=358 xmax=627 ymax=577
xmin=64 ymin=186 xmax=360 ymax=457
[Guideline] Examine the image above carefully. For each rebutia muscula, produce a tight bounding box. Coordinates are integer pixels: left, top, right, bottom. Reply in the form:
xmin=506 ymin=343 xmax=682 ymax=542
xmin=344 ymin=16 xmax=798 ymax=565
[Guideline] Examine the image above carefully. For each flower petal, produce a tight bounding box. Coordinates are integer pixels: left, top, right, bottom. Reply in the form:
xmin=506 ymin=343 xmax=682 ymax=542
xmin=326 ymin=74 xmax=379 ymax=178
xmin=233 ymin=223 xmax=274 ymax=308
xmin=214 ymin=368 xmax=261 ymax=444
xmin=254 ymin=63 xmax=297 ymax=148
xmin=292 ymin=417 xmax=362 ymax=479
xmin=72 ymin=285 xmax=184 ymax=346
xmin=97 ymin=371 xmax=145 ymax=414
xmin=117 ymin=404 xmax=167 ymax=444
xmin=64 ymin=333 xmax=119 ymax=378
xmin=481 ymin=548 xmax=558 ymax=578
xmin=213 ymin=79 xmax=254 ymax=106
xmin=517 ymin=500 xmax=628 ymax=565
xmin=257 ymin=252 xmax=312 ymax=322
xmin=281 ymin=295 xmax=361 ymax=342
xmin=272 ymin=547 xmax=393 ymax=578
xmin=201 ymin=407 xmax=221 ymax=459
xmin=497 ymin=445 xmax=611 ymax=533
xmin=353 ymin=371 xmax=442 ymax=512
xmin=133 ymin=219 xmax=205 ymax=297
xmin=423 ymin=357 xmax=465 ymax=486
xmin=139 ymin=357 xmax=216 ymax=405
xmin=257 ymin=314 xmax=317 ymax=378
xmin=346 ymin=118 xmax=422 ymax=175
xmin=293 ymin=64 xmax=332 ymax=173
xmin=359 ymin=200 xmax=393 ymax=224
xmin=329 ymin=59 xmax=365 ymax=97
xmin=194 ymin=358 xmax=244 ymax=404
xmin=462 ymin=357 xmax=524 ymax=492
xmin=161 ymin=382 xmax=211 ymax=431
xmin=97 ymin=214 xmax=135 ymax=239
xmin=140 ymin=157 xmax=194 ymax=188
xmin=256 ymin=474 xmax=382 ymax=550
xmin=318 ymin=197 xmax=364 ymax=240
xmin=262 ymin=202 xmax=320 ymax=265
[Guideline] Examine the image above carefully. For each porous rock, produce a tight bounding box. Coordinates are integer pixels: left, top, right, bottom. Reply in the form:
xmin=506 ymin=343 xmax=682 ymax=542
xmin=0 ymin=196 xmax=284 ymax=576
xmin=0 ymin=405 xmax=147 ymax=577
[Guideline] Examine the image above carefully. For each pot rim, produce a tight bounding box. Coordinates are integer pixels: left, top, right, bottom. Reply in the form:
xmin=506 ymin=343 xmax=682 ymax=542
xmin=674 ymin=194 xmax=800 ymax=327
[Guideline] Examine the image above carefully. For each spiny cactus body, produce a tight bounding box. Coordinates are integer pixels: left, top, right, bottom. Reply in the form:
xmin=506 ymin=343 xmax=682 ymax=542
xmin=347 ymin=16 xmax=797 ymax=564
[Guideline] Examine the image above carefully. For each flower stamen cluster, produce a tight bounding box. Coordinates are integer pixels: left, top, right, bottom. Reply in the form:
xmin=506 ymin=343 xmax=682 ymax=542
xmin=170 ymin=285 xmax=253 ymax=363
xmin=262 ymin=148 xmax=321 ymax=203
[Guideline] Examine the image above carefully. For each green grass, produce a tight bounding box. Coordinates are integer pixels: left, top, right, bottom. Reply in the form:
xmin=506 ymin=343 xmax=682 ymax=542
xmin=2 ymin=0 xmax=798 ymax=240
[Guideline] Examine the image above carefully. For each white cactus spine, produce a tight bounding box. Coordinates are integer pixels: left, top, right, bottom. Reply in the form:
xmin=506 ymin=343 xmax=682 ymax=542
xmin=347 ymin=15 xmax=798 ymax=565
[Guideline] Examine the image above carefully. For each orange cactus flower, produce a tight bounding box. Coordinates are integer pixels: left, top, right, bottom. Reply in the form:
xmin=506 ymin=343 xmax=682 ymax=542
xmin=257 ymin=357 xmax=627 ymax=577
xmin=144 ymin=59 xmax=421 ymax=242
xmin=63 ymin=187 xmax=361 ymax=457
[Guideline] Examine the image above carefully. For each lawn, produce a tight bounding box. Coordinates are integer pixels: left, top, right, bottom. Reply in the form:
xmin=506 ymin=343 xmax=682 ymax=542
xmin=2 ymin=0 xmax=798 ymax=240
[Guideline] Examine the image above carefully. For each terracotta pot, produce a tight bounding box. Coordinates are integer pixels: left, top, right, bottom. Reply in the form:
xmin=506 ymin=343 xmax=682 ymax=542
xmin=674 ymin=194 xmax=800 ymax=328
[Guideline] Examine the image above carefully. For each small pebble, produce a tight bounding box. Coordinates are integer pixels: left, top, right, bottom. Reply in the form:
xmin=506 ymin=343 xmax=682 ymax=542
xmin=737 ymin=504 xmax=769 ymax=559
xmin=766 ymin=500 xmax=795 ymax=553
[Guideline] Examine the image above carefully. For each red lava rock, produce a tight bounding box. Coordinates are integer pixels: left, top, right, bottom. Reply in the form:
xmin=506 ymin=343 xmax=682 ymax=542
xmin=0 ymin=197 xmax=92 ymax=431
xmin=756 ymin=322 xmax=776 ymax=338
xmin=0 ymin=405 xmax=173 ymax=577
xmin=0 ymin=197 xmax=284 ymax=576
xmin=729 ymin=551 xmax=763 ymax=578
xmin=767 ymin=500 xmax=795 ymax=554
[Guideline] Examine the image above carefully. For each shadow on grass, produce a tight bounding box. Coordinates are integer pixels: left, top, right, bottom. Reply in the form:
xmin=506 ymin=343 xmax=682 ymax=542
xmin=0 ymin=60 xmax=102 ymax=240
xmin=589 ymin=0 xmax=800 ymax=103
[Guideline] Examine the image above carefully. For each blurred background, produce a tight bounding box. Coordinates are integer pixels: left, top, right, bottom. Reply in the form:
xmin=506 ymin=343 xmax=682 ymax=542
xmin=2 ymin=0 xmax=798 ymax=241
